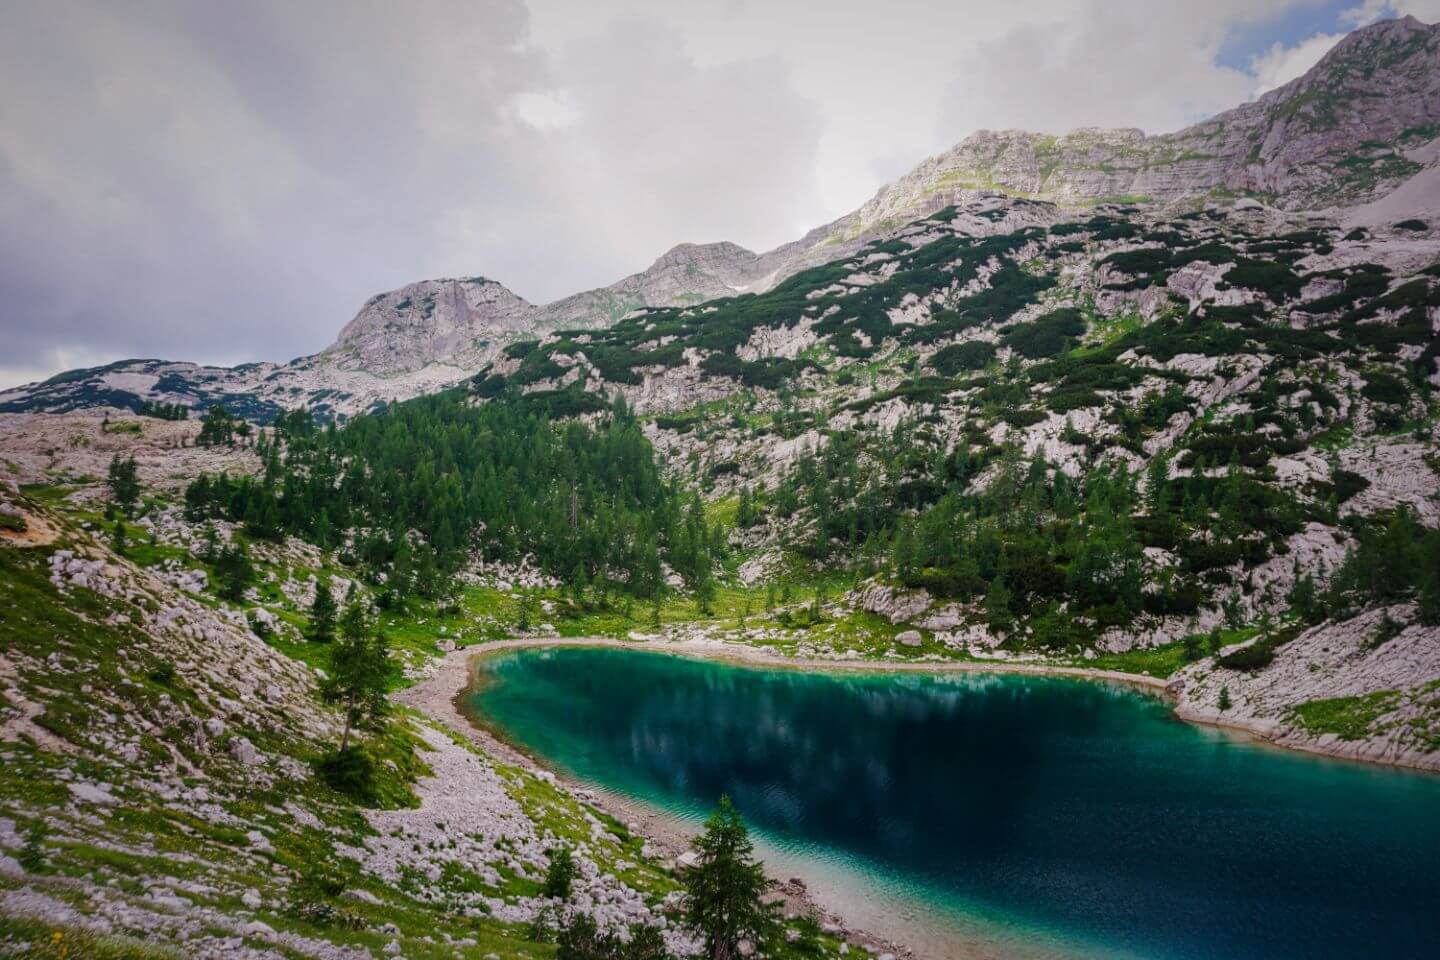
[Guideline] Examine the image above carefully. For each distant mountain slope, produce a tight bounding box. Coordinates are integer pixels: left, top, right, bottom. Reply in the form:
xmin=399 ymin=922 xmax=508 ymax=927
xmin=3 ymin=15 xmax=1437 ymax=421
xmin=819 ymin=15 xmax=1440 ymax=237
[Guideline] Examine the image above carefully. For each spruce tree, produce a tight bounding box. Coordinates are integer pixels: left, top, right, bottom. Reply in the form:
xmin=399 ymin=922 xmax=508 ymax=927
xmin=543 ymin=845 xmax=577 ymax=900
xmin=214 ymin=541 xmax=254 ymax=602
xmin=107 ymin=454 xmax=140 ymax=515
xmin=310 ymin=579 xmax=337 ymax=643
xmin=322 ymin=603 xmax=392 ymax=753
xmin=695 ymin=559 xmax=716 ymax=616
xmin=683 ymin=796 xmax=773 ymax=960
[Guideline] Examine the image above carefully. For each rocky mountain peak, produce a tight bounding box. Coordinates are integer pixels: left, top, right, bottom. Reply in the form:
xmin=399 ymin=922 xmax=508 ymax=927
xmin=649 ymin=240 xmax=756 ymax=268
xmin=324 ymin=276 xmax=537 ymax=375
xmin=635 ymin=240 xmax=761 ymax=293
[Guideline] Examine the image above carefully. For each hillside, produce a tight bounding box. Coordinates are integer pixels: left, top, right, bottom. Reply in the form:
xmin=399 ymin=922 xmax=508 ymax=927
xmin=0 ymin=419 xmax=866 ymax=959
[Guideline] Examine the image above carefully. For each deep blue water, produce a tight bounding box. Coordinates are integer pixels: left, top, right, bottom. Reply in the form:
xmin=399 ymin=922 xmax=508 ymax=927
xmin=469 ymin=648 xmax=1440 ymax=960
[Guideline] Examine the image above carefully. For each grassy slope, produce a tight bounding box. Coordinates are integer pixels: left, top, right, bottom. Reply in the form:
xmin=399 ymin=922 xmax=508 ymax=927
xmin=0 ymin=491 xmax=849 ymax=959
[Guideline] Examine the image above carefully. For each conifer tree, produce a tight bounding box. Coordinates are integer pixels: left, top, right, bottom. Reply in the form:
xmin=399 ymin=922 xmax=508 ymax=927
xmin=695 ymin=558 xmax=716 ymax=616
xmin=310 ymin=578 xmax=337 ymax=643
xmin=107 ymin=454 xmax=140 ymax=515
xmin=682 ymin=796 xmax=773 ymax=960
xmin=214 ymin=541 xmax=254 ymax=602
xmin=543 ymin=845 xmax=577 ymax=900
xmin=322 ymin=603 xmax=392 ymax=753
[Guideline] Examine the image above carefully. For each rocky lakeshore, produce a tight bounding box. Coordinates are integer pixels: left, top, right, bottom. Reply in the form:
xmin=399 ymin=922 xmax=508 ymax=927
xmin=403 ymin=645 xmax=919 ymax=960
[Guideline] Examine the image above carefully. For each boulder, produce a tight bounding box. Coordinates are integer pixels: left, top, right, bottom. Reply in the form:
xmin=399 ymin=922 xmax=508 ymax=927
xmin=896 ymin=630 xmax=923 ymax=647
xmin=228 ymin=737 xmax=261 ymax=765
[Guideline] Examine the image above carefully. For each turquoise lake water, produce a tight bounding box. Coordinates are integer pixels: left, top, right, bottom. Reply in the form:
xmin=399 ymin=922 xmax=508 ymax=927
xmin=468 ymin=647 xmax=1440 ymax=960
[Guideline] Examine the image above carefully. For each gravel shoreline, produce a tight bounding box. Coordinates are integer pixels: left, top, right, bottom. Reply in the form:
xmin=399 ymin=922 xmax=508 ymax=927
xmin=399 ymin=642 xmax=925 ymax=959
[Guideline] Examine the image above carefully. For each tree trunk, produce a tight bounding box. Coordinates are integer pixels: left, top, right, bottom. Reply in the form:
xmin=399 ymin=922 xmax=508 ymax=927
xmin=340 ymin=690 xmax=356 ymax=752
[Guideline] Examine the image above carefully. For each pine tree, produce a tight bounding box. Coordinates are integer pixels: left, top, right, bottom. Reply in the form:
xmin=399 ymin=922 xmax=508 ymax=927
xmin=107 ymin=455 xmax=140 ymax=515
xmin=322 ymin=603 xmax=392 ymax=753
xmin=310 ymin=579 xmax=337 ymax=643
xmin=736 ymin=486 xmax=754 ymax=529
xmin=682 ymin=796 xmax=773 ymax=960
xmin=695 ymin=558 xmax=716 ymax=616
xmin=555 ymin=913 xmax=670 ymax=960
xmin=1218 ymin=686 xmax=1232 ymax=712
xmin=985 ymin=576 xmax=1013 ymax=624
xmin=111 ymin=519 xmax=128 ymax=556
xmin=214 ymin=541 xmax=254 ymax=602
xmin=197 ymin=405 xmax=239 ymax=446
xmin=543 ymin=845 xmax=577 ymax=900
xmin=201 ymin=522 xmax=219 ymax=561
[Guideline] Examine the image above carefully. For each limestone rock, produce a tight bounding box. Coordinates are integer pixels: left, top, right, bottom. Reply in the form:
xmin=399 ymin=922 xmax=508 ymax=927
xmin=227 ymin=737 xmax=261 ymax=766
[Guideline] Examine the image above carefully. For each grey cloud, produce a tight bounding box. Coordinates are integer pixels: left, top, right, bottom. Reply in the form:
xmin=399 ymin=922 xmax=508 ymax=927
xmin=0 ymin=0 xmax=827 ymax=386
xmin=1 ymin=1 xmax=545 ymax=377
xmin=513 ymin=18 xmax=825 ymax=288
xmin=938 ymin=0 xmax=1311 ymax=137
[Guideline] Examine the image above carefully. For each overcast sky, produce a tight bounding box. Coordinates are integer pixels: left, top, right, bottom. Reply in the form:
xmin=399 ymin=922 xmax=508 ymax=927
xmin=1 ymin=0 xmax=1435 ymax=389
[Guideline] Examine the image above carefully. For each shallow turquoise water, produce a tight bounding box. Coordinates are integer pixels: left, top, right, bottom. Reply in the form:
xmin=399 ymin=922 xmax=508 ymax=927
xmin=469 ymin=648 xmax=1440 ymax=960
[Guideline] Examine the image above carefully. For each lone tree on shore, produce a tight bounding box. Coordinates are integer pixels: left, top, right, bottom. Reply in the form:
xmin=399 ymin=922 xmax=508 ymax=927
xmin=683 ymin=795 xmax=774 ymax=960
xmin=321 ymin=603 xmax=392 ymax=752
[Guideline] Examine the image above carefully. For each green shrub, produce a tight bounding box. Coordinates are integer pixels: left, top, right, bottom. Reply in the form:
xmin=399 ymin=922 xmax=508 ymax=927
xmin=1330 ymin=469 xmax=1371 ymax=503
xmin=316 ymin=745 xmax=377 ymax=801
xmin=1218 ymin=258 xmax=1305 ymax=302
xmin=1217 ymin=642 xmax=1275 ymax=671
xmin=287 ymin=866 xmax=365 ymax=930
xmin=1361 ymin=370 xmax=1409 ymax=405
xmin=930 ymin=341 xmax=996 ymax=374
xmin=544 ymin=845 xmax=578 ymax=900
xmin=999 ymin=308 xmax=1085 ymax=359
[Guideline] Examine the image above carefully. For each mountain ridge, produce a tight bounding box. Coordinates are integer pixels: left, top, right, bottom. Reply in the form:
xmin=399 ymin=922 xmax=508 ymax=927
xmin=3 ymin=15 xmax=1438 ymax=420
